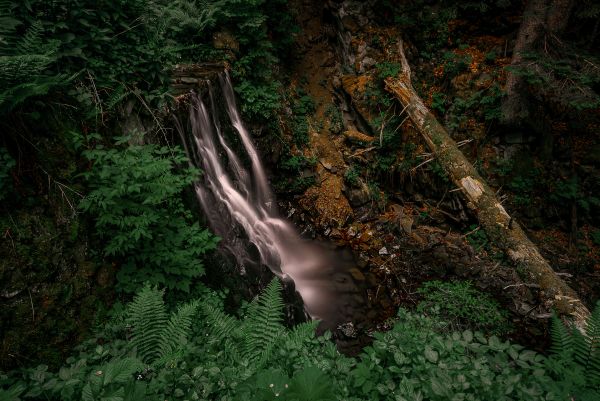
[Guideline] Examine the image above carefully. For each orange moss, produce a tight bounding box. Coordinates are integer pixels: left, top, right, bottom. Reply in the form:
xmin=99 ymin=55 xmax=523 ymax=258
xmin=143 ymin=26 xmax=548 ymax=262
xmin=300 ymin=173 xmax=353 ymax=228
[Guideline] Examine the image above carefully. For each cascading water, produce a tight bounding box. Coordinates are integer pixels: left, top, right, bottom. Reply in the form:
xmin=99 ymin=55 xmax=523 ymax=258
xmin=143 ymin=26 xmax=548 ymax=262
xmin=177 ymin=72 xmax=367 ymax=331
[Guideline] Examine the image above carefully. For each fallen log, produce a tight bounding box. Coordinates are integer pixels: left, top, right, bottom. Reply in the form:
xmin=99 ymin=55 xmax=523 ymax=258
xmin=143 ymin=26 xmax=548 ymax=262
xmin=384 ymin=41 xmax=590 ymax=330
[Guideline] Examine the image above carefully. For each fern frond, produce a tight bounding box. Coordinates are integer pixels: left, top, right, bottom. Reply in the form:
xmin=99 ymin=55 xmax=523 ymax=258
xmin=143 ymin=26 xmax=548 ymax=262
xmin=16 ymin=20 xmax=44 ymax=55
xmin=583 ymin=302 xmax=600 ymax=386
xmin=157 ymin=299 xmax=199 ymax=364
xmin=106 ymin=84 xmax=130 ymax=111
xmin=102 ymin=357 xmax=145 ymax=385
xmin=202 ymin=303 xmax=239 ymax=341
xmin=550 ymin=314 xmax=573 ymax=357
xmin=242 ymin=278 xmax=285 ymax=364
xmin=126 ymin=284 xmax=168 ymax=364
xmin=285 ymin=321 xmax=318 ymax=349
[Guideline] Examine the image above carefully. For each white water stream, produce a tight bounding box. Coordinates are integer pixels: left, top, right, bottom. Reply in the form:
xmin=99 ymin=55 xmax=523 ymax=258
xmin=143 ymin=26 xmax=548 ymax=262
xmin=178 ymin=72 xmax=365 ymax=328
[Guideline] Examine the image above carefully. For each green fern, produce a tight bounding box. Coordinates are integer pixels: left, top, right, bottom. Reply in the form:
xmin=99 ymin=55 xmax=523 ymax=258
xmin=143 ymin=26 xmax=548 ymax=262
xmin=81 ymin=357 xmax=144 ymax=401
xmin=105 ymin=84 xmax=130 ymax=111
xmin=549 ymin=314 xmax=574 ymax=357
xmin=0 ymin=6 xmax=62 ymax=113
xmin=575 ymin=302 xmax=600 ymax=386
xmin=126 ymin=284 xmax=198 ymax=365
xmin=156 ymin=299 xmax=199 ymax=364
xmin=0 ymin=383 xmax=25 ymax=401
xmin=202 ymin=303 xmax=239 ymax=340
xmin=285 ymin=321 xmax=319 ymax=349
xmin=550 ymin=301 xmax=600 ymax=392
xmin=241 ymin=278 xmax=286 ymax=364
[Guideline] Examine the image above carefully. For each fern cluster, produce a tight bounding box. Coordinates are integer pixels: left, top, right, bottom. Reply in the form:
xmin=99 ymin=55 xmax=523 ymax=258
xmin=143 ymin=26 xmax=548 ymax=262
xmin=546 ymin=302 xmax=600 ymax=399
xmin=0 ymin=3 xmax=63 ymax=113
xmin=2 ymin=280 xmax=600 ymax=400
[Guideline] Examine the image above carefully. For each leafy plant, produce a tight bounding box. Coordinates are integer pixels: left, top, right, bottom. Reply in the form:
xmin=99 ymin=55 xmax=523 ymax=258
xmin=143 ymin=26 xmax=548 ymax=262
xmin=550 ymin=177 xmax=600 ymax=218
xmin=344 ymin=165 xmax=360 ymax=187
xmin=545 ymin=301 xmax=600 ymax=400
xmin=126 ymin=284 xmax=199 ymax=366
xmin=350 ymin=308 xmax=548 ymax=400
xmin=0 ymin=6 xmax=64 ymax=114
xmin=376 ymin=62 xmax=402 ymax=80
xmin=417 ymin=280 xmax=510 ymax=335
xmin=6 ymin=281 xmax=600 ymax=400
xmin=325 ymin=104 xmax=344 ymax=134
xmin=275 ymin=154 xmax=316 ymax=194
xmin=79 ymin=135 xmax=219 ymax=293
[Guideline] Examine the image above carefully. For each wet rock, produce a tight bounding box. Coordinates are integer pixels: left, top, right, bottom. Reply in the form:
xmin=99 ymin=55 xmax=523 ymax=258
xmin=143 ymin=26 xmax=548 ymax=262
xmin=344 ymin=179 xmax=371 ymax=207
xmin=358 ymin=57 xmax=377 ymax=73
xmin=338 ymin=322 xmax=357 ymax=337
xmin=350 ymin=268 xmax=365 ymax=281
xmin=320 ymin=159 xmax=333 ymax=171
xmin=341 ymin=15 xmax=359 ymax=33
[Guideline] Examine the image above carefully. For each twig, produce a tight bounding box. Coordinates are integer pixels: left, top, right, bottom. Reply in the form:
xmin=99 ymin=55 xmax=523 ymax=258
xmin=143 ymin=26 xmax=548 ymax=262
xmin=86 ymin=71 xmax=104 ymax=125
xmin=349 ymin=146 xmax=376 ymax=158
xmin=411 ymin=157 xmax=434 ymax=172
xmin=462 ymin=225 xmax=481 ymax=238
xmin=130 ymin=87 xmax=173 ymax=154
xmin=456 ymin=138 xmax=474 ymax=148
xmin=503 ymin=283 xmax=541 ymax=290
xmin=110 ymin=17 xmax=144 ymax=39
xmin=3 ymin=228 xmax=15 ymax=253
xmin=27 ymin=288 xmax=35 ymax=323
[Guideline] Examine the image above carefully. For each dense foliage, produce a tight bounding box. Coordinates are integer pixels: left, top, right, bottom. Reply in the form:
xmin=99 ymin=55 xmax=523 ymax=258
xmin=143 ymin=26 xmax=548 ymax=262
xmin=0 ymin=0 xmax=294 ymax=120
xmin=2 ymin=0 xmax=600 ymax=398
xmin=78 ymin=135 xmax=219 ymax=293
xmin=1 ymin=280 xmax=599 ymax=400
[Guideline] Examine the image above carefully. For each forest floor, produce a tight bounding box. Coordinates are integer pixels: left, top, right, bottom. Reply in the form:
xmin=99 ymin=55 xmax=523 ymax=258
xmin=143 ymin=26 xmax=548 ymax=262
xmin=264 ymin=0 xmax=600 ymax=349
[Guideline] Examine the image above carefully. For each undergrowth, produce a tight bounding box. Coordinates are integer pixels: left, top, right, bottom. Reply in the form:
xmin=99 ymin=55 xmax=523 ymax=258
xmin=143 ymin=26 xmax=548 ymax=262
xmin=1 ymin=280 xmax=599 ymax=400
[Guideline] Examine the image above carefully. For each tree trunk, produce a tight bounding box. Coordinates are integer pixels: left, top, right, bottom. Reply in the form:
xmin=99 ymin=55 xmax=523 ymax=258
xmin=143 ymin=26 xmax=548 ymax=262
xmin=385 ymin=41 xmax=589 ymax=330
xmin=501 ymin=0 xmax=547 ymax=125
xmin=501 ymin=0 xmax=574 ymax=126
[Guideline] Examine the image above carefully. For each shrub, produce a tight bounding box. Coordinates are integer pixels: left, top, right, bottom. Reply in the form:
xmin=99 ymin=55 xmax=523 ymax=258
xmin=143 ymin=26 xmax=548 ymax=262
xmin=79 ymin=135 xmax=219 ymax=293
xmin=417 ymin=280 xmax=510 ymax=335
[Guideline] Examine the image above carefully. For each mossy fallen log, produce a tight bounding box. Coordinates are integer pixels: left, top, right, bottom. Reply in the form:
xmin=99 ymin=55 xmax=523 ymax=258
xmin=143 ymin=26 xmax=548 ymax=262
xmin=384 ymin=41 xmax=590 ymax=330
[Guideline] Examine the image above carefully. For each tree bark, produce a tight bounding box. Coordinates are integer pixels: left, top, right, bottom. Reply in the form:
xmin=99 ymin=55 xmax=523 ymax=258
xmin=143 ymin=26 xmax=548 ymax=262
xmin=385 ymin=42 xmax=589 ymax=330
xmin=501 ymin=0 xmax=574 ymax=126
xmin=501 ymin=0 xmax=547 ymax=125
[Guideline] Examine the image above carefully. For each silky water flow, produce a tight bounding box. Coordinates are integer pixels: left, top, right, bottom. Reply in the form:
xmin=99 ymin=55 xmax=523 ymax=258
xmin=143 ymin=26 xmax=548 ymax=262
xmin=177 ymin=72 xmax=368 ymax=332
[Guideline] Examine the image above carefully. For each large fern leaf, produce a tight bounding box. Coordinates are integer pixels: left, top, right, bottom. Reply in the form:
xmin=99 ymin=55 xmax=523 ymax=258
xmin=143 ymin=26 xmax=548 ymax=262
xmin=202 ymin=303 xmax=239 ymax=341
xmin=550 ymin=314 xmax=574 ymax=357
xmin=284 ymin=321 xmax=319 ymax=349
xmin=241 ymin=278 xmax=285 ymax=364
xmin=126 ymin=285 xmax=168 ymax=364
xmin=157 ymin=299 xmax=199 ymax=364
xmin=580 ymin=302 xmax=600 ymax=386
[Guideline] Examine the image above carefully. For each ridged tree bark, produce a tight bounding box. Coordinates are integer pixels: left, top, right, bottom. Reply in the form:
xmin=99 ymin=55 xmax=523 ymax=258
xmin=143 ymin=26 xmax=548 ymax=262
xmin=501 ymin=0 xmax=574 ymax=125
xmin=385 ymin=41 xmax=589 ymax=330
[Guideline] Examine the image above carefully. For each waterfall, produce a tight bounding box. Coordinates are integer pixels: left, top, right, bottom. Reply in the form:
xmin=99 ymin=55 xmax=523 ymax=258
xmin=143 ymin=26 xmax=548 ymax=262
xmin=178 ymin=72 xmax=366 ymax=329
